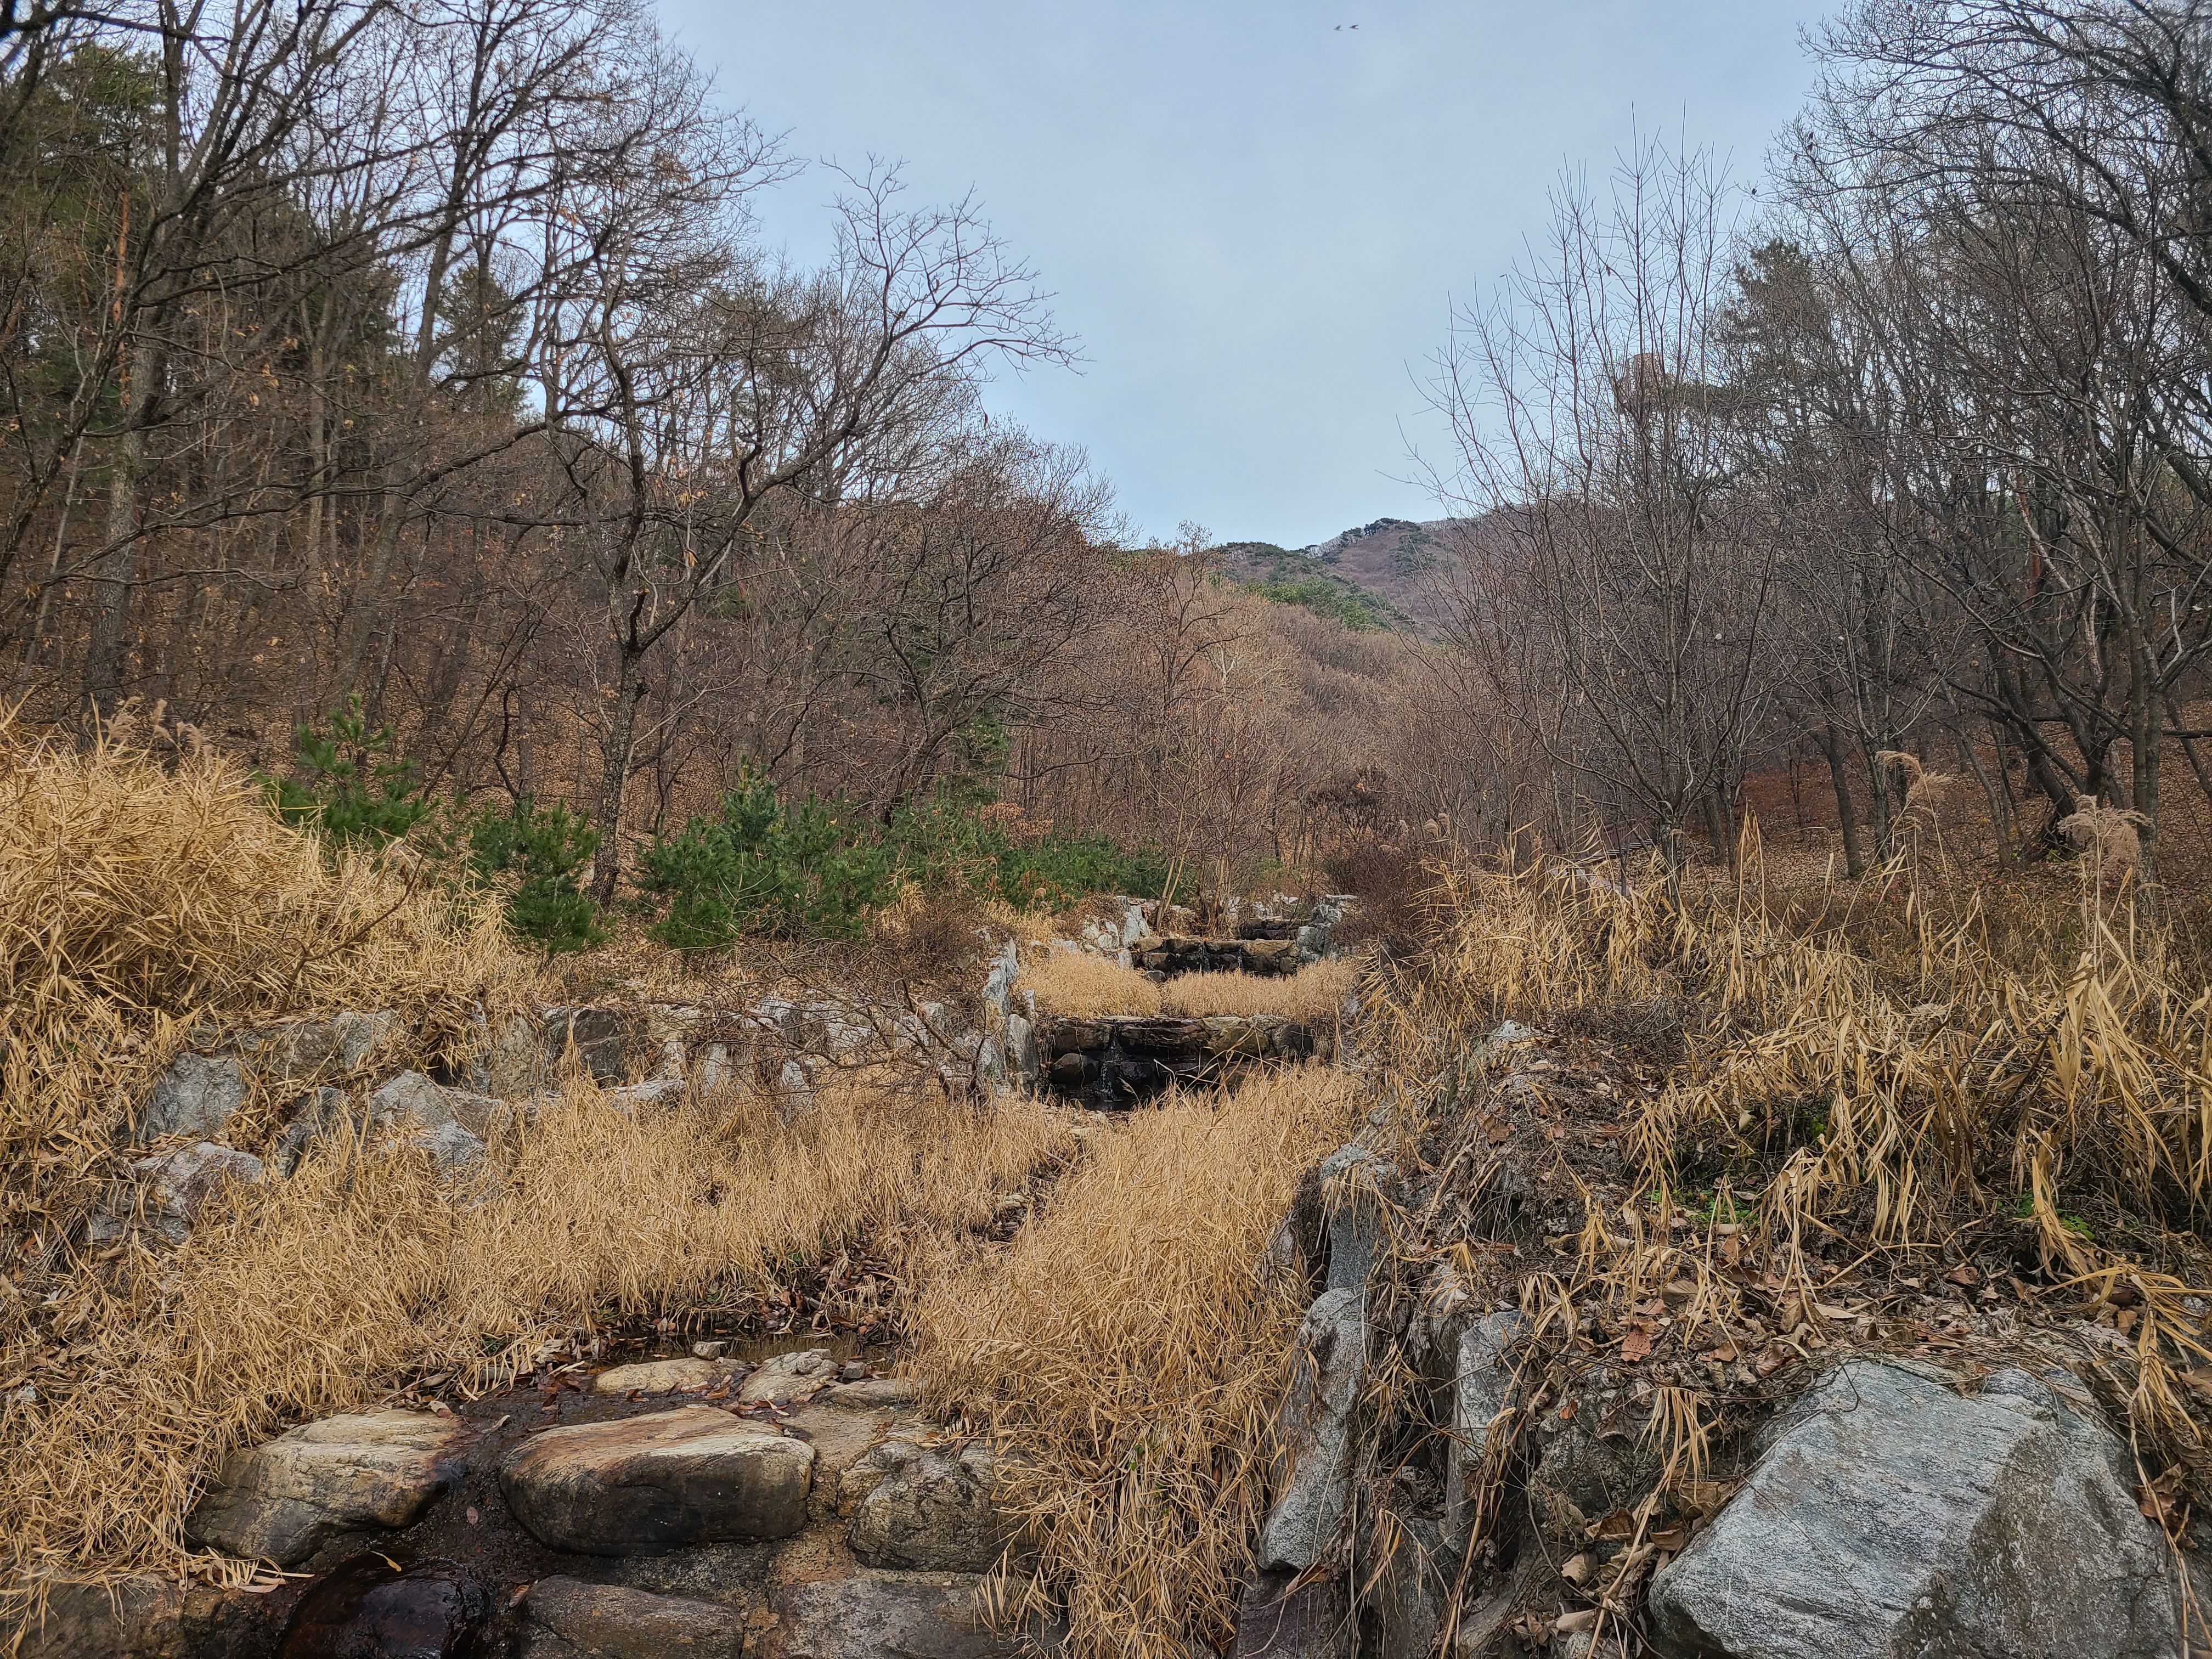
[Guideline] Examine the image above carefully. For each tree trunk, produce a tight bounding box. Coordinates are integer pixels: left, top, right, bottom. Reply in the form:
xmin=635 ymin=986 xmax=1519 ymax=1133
xmin=591 ymin=651 xmax=648 ymax=904
xmin=1816 ymin=723 xmax=1866 ymax=877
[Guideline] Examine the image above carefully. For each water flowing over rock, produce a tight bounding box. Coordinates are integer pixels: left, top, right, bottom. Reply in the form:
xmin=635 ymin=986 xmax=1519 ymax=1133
xmin=499 ymin=1406 xmax=814 ymax=1554
xmin=1646 ymin=1359 xmax=2185 ymax=1659
xmin=185 ymin=1408 xmax=472 ymax=1565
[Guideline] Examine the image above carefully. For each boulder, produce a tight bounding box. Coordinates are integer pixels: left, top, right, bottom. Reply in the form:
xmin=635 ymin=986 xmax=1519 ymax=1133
xmin=736 ymin=1348 xmax=839 ymax=1406
xmin=13 ymin=1578 xmax=200 ymax=1659
xmin=141 ymin=1054 xmax=249 ymax=1141
xmin=1317 ymin=1144 xmax=1397 ymax=1293
xmin=842 ymin=1433 xmax=1019 ymax=1572
xmin=543 ymin=1006 xmax=628 ymax=1081
xmin=765 ymin=1570 xmax=1011 ymax=1659
xmin=1257 ymin=1286 xmax=1368 ymax=1571
xmin=822 ymin=1378 xmax=919 ymax=1410
xmin=370 ymin=1070 xmax=506 ymax=1138
xmin=499 ymin=1406 xmax=813 ymax=1554
xmin=127 ymin=1141 xmax=264 ymax=1244
xmin=409 ymin=1119 xmax=487 ymax=1175
xmin=247 ymin=1011 xmax=397 ymax=1081
xmin=185 ymin=1408 xmax=471 ymax=1565
xmin=517 ymin=1577 xmax=745 ymax=1659
xmin=1646 ymin=1360 xmax=2183 ymax=1659
xmin=1443 ymin=1311 xmax=1522 ymax=1548
xmin=590 ymin=1357 xmax=741 ymax=1396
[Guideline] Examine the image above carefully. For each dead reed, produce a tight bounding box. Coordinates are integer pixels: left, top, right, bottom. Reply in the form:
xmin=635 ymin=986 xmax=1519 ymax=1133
xmin=0 ymin=713 xmax=1070 ymax=1600
xmin=909 ymin=1065 xmax=1362 ymax=1659
xmin=1019 ymin=951 xmax=1358 ymax=1022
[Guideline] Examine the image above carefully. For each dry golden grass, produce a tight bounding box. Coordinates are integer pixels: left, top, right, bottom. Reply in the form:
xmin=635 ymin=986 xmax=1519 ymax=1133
xmin=1384 ymin=831 xmax=2212 ymax=1466
xmin=909 ymin=1065 xmax=1361 ymax=1659
xmin=6 ymin=1077 xmax=1067 ymax=1592
xmin=0 ymin=708 xmax=528 ymax=1247
xmin=1020 ymin=951 xmax=1358 ymax=1022
xmin=0 ymin=712 xmax=1071 ymax=1604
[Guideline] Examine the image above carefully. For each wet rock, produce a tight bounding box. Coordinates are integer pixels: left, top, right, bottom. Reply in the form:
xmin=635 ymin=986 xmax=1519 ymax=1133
xmin=1232 ymin=1567 xmax=1350 ymax=1659
xmin=1257 ymin=1286 xmax=1367 ymax=1571
xmin=842 ymin=1433 xmax=1019 ymax=1572
xmin=1443 ymin=1311 xmax=1521 ymax=1548
xmin=141 ymin=1053 xmax=249 ymax=1141
xmin=590 ymin=1357 xmax=741 ymax=1395
xmin=15 ymin=1578 xmax=189 ymax=1658
xmin=185 ymin=1408 xmax=472 ymax=1565
xmin=517 ymin=1577 xmax=744 ymax=1659
xmin=1647 ymin=1360 xmax=2182 ymax=1659
xmin=764 ymin=1570 xmax=1011 ymax=1659
xmin=736 ymin=1347 xmax=839 ymax=1406
xmin=276 ymin=1553 xmax=493 ymax=1659
xmin=499 ymin=1405 xmax=813 ymax=1554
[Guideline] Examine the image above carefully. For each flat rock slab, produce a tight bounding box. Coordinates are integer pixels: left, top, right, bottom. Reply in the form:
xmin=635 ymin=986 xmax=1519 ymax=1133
xmin=764 ymin=1571 xmax=1014 ymax=1659
xmin=500 ymin=1406 xmax=813 ymax=1554
xmin=185 ymin=1408 xmax=472 ymax=1565
xmin=1647 ymin=1359 xmax=2182 ymax=1659
xmin=518 ymin=1577 xmax=744 ymax=1659
xmin=591 ymin=1357 xmax=742 ymax=1396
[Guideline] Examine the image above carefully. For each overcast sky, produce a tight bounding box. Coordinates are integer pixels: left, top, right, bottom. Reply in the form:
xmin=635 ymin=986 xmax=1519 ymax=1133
xmin=653 ymin=0 xmax=1836 ymax=549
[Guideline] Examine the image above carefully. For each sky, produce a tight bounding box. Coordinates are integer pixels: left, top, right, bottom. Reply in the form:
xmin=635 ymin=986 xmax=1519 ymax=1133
xmin=652 ymin=0 xmax=1837 ymax=549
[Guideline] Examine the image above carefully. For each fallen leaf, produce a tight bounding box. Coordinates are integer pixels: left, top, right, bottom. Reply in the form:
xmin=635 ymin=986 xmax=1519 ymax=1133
xmin=1620 ymin=1324 xmax=1655 ymax=1363
xmin=1946 ymin=1262 xmax=1980 ymax=1287
xmin=1590 ymin=1509 xmax=1638 ymax=1540
xmin=1702 ymin=1341 xmax=1740 ymax=1363
xmin=1554 ymin=1609 xmax=1600 ymax=1633
xmin=1561 ymin=1552 xmax=1594 ymax=1585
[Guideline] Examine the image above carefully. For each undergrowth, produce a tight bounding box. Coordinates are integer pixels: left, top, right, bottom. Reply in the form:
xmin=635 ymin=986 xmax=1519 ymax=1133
xmin=910 ymin=1066 xmax=1362 ymax=1659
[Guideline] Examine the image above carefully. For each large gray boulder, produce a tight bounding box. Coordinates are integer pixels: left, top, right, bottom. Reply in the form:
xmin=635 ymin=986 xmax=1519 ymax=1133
xmin=517 ymin=1578 xmax=744 ymax=1659
xmin=1443 ymin=1310 xmax=1521 ymax=1549
xmin=1647 ymin=1359 xmax=2185 ymax=1659
xmin=1257 ymin=1286 xmax=1368 ymax=1571
xmin=184 ymin=1408 xmax=471 ymax=1565
xmin=765 ymin=1570 xmax=1012 ymax=1659
xmin=1317 ymin=1144 xmax=1397 ymax=1293
xmin=842 ymin=1432 xmax=1019 ymax=1572
xmin=499 ymin=1406 xmax=813 ymax=1554
xmin=369 ymin=1070 xmax=505 ymax=1138
xmin=141 ymin=1054 xmax=249 ymax=1141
